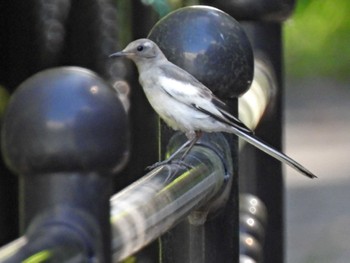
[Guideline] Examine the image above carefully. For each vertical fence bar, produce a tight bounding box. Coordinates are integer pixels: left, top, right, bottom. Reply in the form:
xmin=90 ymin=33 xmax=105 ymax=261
xmin=204 ymin=1 xmax=296 ymax=262
xmin=148 ymin=6 xmax=254 ymax=262
xmin=242 ymin=23 xmax=285 ymax=262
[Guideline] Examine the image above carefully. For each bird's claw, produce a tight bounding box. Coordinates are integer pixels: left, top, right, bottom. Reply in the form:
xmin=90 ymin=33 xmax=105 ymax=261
xmin=169 ymin=159 xmax=193 ymax=169
xmin=146 ymin=159 xmax=193 ymax=171
xmin=146 ymin=160 xmax=169 ymax=171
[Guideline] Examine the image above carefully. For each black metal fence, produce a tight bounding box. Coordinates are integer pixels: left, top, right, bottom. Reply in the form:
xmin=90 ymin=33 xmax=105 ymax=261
xmin=0 ymin=0 xmax=295 ymax=262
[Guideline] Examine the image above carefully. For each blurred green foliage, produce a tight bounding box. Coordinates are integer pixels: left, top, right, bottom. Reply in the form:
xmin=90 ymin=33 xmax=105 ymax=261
xmin=284 ymin=0 xmax=350 ymax=79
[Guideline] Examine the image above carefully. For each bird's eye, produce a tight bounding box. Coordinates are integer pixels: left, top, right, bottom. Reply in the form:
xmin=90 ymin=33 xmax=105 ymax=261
xmin=137 ymin=45 xmax=144 ymax=52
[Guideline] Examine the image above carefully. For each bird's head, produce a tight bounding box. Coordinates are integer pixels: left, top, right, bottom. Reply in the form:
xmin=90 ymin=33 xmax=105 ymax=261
xmin=109 ymin=39 xmax=165 ymax=63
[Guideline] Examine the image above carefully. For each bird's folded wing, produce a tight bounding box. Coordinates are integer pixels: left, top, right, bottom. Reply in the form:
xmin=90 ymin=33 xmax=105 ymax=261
xmin=194 ymin=102 xmax=253 ymax=134
xmin=158 ymin=63 xmax=252 ymax=134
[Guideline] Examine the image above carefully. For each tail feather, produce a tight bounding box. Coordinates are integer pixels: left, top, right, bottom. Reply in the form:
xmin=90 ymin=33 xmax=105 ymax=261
xmin=232 ymin=127 xmax=317 ymax=179
xmin=191 ymin=101 xmax=316 ymax=178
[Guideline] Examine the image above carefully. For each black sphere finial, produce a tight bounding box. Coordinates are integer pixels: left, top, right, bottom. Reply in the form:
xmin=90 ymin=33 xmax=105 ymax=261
xmin=2 ymin=67 xmax=129 ymax=175
xmin=148 ymin=5 xmax=254 ymax=98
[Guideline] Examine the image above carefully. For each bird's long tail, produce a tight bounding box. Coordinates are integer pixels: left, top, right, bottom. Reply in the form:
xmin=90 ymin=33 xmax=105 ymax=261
xmin=231 ymin=127 xmax=317 ymax=179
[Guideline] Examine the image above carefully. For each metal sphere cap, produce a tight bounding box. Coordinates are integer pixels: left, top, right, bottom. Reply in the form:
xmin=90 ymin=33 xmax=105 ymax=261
xmin=148 ymin=5 xmax=254 ymax=98
xmin=2 ymin=67 xmax=129 ymax=175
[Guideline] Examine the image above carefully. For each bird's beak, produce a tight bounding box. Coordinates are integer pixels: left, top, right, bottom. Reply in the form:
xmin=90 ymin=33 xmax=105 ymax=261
xmin=109 ymin=51 xmax=128 ymax=58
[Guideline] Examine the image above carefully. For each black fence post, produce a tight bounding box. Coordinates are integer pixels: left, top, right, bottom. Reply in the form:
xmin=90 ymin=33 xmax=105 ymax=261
xmin=1 ymin=67 xmax=129 ymax=262
xmin=241 ymin=22 xmax=286 ymax=263
xmin=148 ymin=6 xmax=254 ymax=262
xmin=203 ymin=1 xmax=296 ymax=262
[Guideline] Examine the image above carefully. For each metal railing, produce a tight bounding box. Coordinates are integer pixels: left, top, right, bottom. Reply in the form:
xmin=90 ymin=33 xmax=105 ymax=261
xmin=0 ymin=0 xmax=294 ymax=262
xmin=0 ymin=57 xmax=274 ymax=263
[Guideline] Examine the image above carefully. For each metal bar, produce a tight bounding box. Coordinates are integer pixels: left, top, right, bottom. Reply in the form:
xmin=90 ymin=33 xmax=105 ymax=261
xmin=0 ymin=237 xmax=27 ymax=260
xmin=241 ymin=22 xmax=285 ymax=263
xmin=0 ymin=133 xmax=231 ymax=262
xmin=0 ymin=207 xmax=99 ymax=263
xmin=111 ymin=133 xmax=232 ymax=262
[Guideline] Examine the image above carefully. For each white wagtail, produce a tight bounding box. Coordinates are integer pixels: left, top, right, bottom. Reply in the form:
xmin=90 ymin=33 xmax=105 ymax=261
xmin=110 ymin=38 xmax=316 ymax=179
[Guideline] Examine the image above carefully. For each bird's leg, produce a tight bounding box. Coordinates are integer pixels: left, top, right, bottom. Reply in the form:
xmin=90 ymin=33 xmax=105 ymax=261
xmin=178 ymin=131 xmax=202 ymax=161
xmin=146 ymin=131 xmax=202 ymax=170
xmin=163 ymin=139 xmax=192 ymax=163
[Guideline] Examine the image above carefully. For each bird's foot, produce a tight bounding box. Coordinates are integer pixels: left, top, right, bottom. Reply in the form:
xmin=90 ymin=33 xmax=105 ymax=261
xmin=169 ymin=159 xmax=193 ymax=169
xmin=146 ymin=160 xmax=170 ymax=171
xmin=146 ymin=159 xmax=192 ymax=171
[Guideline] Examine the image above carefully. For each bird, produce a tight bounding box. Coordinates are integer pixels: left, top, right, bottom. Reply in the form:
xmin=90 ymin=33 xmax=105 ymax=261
xmin=109 ymin=38 xmax=317 ymax=179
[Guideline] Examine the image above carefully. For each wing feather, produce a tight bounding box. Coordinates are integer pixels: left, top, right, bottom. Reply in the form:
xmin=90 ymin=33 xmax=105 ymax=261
xmin=158 ymin=63 xmax=252 ymax=134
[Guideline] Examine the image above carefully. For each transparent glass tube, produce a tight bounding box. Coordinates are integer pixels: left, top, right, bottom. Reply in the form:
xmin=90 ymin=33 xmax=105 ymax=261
xmin=111 ymin=144 xmax=229 ymax=262
xmin=0 ymin=228 xmax=89 ymax=263
xmin=0 ymin=207 xmax=99 ymax=262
